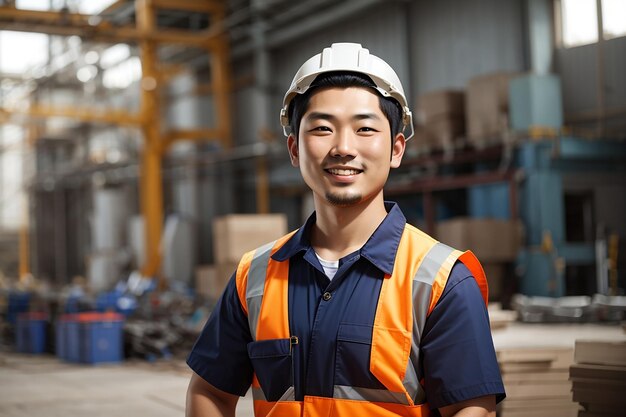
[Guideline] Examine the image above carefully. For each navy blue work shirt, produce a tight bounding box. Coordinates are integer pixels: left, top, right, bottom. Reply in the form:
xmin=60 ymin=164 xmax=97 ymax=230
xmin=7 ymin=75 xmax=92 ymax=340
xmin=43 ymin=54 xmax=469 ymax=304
xmin=187 ymin=202 xmax=505 ymax=410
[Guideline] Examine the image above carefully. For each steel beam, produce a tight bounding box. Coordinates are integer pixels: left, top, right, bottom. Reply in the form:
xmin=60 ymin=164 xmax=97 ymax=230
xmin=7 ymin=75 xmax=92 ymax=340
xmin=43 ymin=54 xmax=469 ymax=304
xmin=0 ymin=105 xmax=142 ymax=126
xmin=151 ymin=0 xmax=224 ymax=14
xmin=0 ymin=6 xmax=223 ymax=47
xmin=210 ymin=38 xmax=232 ymax=148
xmin=137 ymin=0 xmax=163 ymax=279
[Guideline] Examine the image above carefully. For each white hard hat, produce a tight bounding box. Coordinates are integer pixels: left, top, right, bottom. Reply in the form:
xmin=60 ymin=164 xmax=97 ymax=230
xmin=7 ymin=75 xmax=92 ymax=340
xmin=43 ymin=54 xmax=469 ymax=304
xmin=280 ymin=42 xmax=414 ymax=140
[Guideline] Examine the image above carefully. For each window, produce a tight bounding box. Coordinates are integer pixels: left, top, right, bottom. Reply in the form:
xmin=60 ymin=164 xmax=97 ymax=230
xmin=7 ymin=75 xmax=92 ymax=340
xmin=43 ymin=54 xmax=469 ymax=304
xmin=602 ymin=0 xmax=626 ymax=40
xmin=558 ymin=0 xmax=626 ymax=48
xmin=0 ymin=31 xmax=49 ymax=74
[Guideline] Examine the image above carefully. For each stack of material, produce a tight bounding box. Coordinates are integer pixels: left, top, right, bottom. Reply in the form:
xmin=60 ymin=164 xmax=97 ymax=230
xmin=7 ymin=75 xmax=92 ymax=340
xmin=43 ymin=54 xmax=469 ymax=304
xmin=436 ymin=218 xmax=523 ymax=300
xmin=488 ymin=303 xmax=517 ymax=330
xmin=414 ymin=90 xmax=466 ymax=154
xmin=195 ymin=214 xmax=288 ymax=300
xmin=465 ymin=71 xmax=518 ymax=149
xmin=497 ymin=347 xmax=579 ymax=417
xmin=570 ymin=340 xmax=626 ymax=416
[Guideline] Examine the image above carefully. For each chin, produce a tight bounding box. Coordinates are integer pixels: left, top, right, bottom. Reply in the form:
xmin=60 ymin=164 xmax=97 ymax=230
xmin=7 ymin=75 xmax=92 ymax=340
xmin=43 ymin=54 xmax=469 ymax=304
xmin=324 ymin=192 xmax=362 ymax=207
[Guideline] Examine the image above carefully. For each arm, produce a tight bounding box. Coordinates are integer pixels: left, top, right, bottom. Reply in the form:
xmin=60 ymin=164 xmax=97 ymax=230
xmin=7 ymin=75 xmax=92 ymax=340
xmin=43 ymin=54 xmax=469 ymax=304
xmin=186 ymin=372 xmax=239 ymax=417
xmin=420 ymin=263 xmax=505 ymax=412
xmin=439 ymin=395 xmax=496 ymax=417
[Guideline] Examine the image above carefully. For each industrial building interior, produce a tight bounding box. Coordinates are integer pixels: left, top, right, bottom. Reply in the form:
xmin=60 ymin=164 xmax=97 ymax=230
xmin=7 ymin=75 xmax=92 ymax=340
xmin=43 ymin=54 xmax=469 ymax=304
xmin=0 ymin=0 xmax=625 ymax=416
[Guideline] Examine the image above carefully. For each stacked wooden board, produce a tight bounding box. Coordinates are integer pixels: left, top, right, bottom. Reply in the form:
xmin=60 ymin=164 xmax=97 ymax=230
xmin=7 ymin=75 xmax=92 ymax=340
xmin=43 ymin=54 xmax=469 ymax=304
xmin=497 ymin=347 xmax=580 ymax=417
xmin=570 ymin=340 xmax=626 ymax=417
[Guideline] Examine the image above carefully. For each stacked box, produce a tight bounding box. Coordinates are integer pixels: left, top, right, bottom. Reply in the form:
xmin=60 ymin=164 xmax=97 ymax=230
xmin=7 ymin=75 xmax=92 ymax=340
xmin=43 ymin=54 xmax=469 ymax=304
xmin=16 ymin=312 xmax=48 ymax=354
xmin=198 ymin=214 xmax=288 ymax=300
xmin=497 ymin=347 xmax=579 ymax=417
xmin=466 ymin=72 xmax=519 ymax=148
xmin=213 ymin=214 xmax=288 ymax=264
xmin=570 ymin=340 xmax=626 ymax=416
xmin=436 ymin=217 xmax=524 ymax=301
xmin=435 ymin=217 xmax=524 ymax=262
xmin=195 ymin=263 xmax=238 ymax=300
xmin=416 ymin=90 xmax=466 ymax=153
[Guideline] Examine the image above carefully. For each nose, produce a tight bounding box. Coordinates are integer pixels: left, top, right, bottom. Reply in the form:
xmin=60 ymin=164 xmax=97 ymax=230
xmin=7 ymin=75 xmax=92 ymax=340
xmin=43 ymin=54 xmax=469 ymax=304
xmin=330 ymin=128 xmax=357 ymax=158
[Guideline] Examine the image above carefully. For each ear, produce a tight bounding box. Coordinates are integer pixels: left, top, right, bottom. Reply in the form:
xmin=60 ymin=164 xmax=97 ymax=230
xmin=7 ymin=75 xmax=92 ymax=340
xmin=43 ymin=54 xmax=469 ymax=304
xmin=390 ymin=133 xmax=406 ymax=168
xmin=287 ymin=134 xmax=300 ymax=167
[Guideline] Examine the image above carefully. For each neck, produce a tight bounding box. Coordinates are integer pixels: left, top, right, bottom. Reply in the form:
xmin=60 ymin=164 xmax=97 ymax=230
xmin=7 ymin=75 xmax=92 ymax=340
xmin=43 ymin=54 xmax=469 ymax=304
xmin=311 ymin=193 xmax=388 ymax=261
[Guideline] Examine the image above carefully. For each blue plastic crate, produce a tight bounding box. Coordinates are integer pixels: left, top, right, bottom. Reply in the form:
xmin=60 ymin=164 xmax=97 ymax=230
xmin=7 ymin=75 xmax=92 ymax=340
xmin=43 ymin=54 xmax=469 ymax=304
xmin=7 ymin=292 xmax=30 ymax=325
xmin=55 ymin=314 xmax=73 ymax=361
xmin=16 ymin=312 xmax=48 ymax=354
xmin=65 ymin=317 xmax=82 ymax=363
xmin=81 ymin=316 xmax=124 ymax=364
xmin=58 ymin=312 xmax=125 ymax=364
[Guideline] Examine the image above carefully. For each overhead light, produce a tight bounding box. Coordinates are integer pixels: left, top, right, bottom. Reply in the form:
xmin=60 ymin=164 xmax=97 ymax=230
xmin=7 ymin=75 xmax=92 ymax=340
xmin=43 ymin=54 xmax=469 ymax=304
xmin=76 ymin=65 xmax=98 ymax=83
xmin=85 ymin=51 xmax=100 ymax=65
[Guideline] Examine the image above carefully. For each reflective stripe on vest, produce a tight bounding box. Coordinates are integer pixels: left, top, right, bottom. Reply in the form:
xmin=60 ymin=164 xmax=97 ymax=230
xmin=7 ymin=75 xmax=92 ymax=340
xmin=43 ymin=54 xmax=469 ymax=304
xmin=236 ymin=225 xmax=488 ymax=417
xmin=246 ymin=241 xmax=276 ymax=341
xmin=404 ymin=242 xmax=462 ymax=404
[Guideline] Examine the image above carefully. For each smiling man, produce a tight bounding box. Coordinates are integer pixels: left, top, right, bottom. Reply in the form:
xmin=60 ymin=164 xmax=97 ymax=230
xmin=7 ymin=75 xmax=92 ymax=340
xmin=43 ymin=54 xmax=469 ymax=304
xmin=186 ymin=43 xmax=505 ymax=417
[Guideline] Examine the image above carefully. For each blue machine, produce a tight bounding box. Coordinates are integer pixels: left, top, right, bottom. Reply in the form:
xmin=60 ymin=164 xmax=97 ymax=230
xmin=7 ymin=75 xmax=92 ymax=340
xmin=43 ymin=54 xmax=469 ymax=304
xmin=515 ymin=137 xmax=626 ymax=296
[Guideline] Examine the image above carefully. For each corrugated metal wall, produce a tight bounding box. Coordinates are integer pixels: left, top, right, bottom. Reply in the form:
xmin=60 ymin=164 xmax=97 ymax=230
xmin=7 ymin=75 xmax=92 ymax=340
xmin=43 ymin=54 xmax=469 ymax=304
xmin=251 ymin=0 xmax=527 ymax=139
xmin=409 ymin=0 xmax=526 ymax=96
xmin=557 ymin=36 xmax=626 ymax=114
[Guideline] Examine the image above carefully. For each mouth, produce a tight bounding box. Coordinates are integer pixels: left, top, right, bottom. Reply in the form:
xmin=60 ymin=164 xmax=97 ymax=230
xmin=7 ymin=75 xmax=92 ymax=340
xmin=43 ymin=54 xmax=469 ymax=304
xmin=325 ymin=168 xmax=363 ymax=176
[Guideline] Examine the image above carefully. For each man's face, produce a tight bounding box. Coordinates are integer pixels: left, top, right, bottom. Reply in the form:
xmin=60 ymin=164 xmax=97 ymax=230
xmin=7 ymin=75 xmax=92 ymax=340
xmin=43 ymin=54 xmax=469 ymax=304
xmin=287 ymin=87 xmax=405 ymax=208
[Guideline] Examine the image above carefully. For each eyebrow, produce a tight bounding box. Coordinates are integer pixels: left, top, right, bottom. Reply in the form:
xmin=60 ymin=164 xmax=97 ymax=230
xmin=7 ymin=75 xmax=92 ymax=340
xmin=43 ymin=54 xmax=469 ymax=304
xmin=304 ymin=112 xmax=383 ymax=122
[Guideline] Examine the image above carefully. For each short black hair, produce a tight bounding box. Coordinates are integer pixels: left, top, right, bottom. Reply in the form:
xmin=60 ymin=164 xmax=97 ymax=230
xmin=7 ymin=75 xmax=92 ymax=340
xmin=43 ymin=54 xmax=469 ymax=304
xmin=287 ymin=71 xmax=404 ymax=140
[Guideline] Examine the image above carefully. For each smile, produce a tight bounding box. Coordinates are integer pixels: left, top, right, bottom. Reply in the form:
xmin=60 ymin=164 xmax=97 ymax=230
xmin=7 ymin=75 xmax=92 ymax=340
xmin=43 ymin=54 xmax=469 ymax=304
xmin=326 ymin=168 xmax=362 ymax=176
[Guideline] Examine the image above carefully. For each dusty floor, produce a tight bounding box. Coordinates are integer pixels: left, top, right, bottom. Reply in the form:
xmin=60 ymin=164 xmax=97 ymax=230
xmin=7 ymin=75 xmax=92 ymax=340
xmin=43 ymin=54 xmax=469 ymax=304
xmin=0 ymin=351 xmax=254 ymax=417
xmin=0 ymin=322 xmax=623 ymax=416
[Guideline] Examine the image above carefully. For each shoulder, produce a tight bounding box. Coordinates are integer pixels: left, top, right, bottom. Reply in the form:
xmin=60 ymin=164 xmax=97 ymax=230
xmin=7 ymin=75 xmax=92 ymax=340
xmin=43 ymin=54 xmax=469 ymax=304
xmin=399 ymin=223 xmax=440 ymax=259
xmin=402 ymin=223 xmax=438 ymax=244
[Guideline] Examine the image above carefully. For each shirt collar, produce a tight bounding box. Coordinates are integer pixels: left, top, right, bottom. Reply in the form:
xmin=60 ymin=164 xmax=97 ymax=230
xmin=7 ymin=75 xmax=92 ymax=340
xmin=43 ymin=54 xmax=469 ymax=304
xmin=272 ymin=202 xmax=406 ymax=276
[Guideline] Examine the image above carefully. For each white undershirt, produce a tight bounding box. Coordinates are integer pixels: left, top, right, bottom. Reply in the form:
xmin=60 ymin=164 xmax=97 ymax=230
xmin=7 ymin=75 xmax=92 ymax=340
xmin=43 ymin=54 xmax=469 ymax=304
xmin=315 ymin=253 xmax=339 ymax=280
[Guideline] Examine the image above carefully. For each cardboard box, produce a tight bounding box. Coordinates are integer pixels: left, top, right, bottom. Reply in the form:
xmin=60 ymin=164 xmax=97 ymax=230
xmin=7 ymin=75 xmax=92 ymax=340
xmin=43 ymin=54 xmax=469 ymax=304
xmin=466 ymin=72 xmax=519 ymax=148
xmin=417 ymin=90 xmax=465 ymax=122
xmin=212 ymin=214 xmax=288 ymax=264
xmin=195 ymin=262 xmax=239 ymax=300
xmin=424 ymin=115 xmax=466 ymax=151
xmin=436 ymin=217 xmax=524 ymax=262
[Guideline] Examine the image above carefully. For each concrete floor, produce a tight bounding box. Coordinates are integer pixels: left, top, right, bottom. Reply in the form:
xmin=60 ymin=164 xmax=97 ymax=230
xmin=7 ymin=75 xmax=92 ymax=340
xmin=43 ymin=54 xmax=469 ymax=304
xmin=0 ymin=351 xmax=254 ymax=417
xmin=0 ymin=322 xmax=623 ymax=417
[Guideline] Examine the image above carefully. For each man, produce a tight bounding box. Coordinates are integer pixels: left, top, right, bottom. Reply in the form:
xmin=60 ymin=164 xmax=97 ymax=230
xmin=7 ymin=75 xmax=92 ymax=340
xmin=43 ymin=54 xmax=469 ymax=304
xmin=186 ymin=43 xmax=505 ymax=417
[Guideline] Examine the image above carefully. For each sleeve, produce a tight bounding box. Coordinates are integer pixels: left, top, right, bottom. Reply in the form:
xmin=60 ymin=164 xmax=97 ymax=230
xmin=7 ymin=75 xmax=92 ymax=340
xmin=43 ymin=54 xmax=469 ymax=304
xmin=420 ymin=261 xmax=506 ymax=410
xmin=186 ymin=273 xmax=254 ymax=396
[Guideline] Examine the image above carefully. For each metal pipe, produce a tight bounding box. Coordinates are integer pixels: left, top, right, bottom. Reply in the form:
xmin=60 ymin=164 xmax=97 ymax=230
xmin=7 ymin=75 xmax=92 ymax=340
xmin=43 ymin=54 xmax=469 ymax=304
xmin=232 ymin=0 xmax=383 ymax=58
xmin=596 ymin=0 xmax=606 ymax=136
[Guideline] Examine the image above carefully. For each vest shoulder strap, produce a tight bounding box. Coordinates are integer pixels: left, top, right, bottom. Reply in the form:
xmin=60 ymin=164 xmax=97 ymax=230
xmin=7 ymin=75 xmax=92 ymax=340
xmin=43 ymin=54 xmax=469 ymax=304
xmin=235 ymin=230 xmax=297 ymax=340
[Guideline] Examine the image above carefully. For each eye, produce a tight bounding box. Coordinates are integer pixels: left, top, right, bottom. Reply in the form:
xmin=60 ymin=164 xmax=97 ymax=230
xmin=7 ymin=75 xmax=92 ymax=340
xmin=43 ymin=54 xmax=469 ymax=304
xmin=310 ymin=126 xmax=332 ymax=133
xmin=357 ymin=126 xmax=378 ymax=133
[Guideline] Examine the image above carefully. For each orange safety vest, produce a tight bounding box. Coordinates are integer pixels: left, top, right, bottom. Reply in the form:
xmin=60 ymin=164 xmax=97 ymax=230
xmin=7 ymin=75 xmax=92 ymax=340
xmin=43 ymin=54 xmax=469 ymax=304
xmin=235 ymin=223 xmax=488 ymax=417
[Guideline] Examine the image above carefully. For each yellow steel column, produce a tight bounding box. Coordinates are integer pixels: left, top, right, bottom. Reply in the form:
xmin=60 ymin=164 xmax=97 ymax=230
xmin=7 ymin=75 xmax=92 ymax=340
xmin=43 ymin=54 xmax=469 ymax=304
xmin=19 ymin=124 xmax=39 ymax=282
xmin=211 ymin=33 xmax=232 ymax=149
xmin=256 ymin=155 xmax=269 ymax=214
xmin=136 ymin=0 xmax=163 ymax=278
xmin=18 ymin=220 xmax=30 ymax=281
